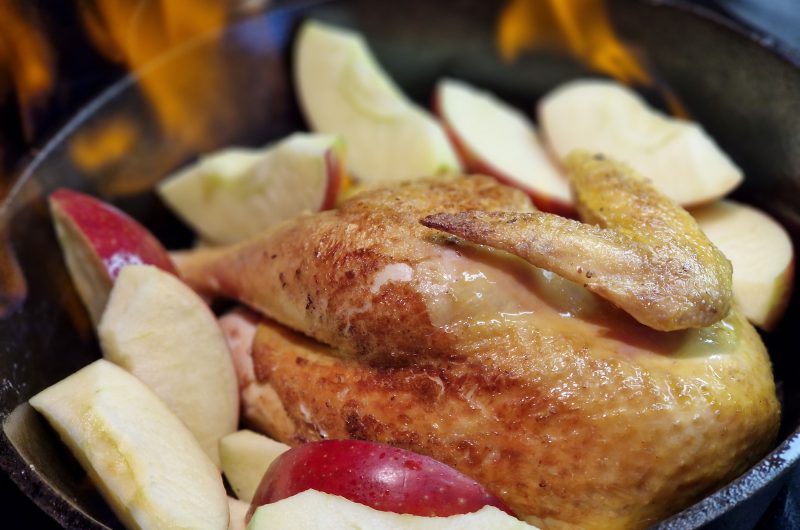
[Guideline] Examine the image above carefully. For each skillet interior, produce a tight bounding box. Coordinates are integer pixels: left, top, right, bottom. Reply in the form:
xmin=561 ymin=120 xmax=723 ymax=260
xmin=0 ymin=1 xmax=798 ymax=528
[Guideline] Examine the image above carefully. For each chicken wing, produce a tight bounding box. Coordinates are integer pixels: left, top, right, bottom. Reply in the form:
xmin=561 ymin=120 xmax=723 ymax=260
xmin=422 ymin=152 xmax=733 ymax=331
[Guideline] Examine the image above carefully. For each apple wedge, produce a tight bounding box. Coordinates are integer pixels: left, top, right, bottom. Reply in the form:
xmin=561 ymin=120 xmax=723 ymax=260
xmin=539 ymin=79 xmax=743 ymax=207
xmin=294 ymin=20 xmax=460 ymax=183
xmin=248 ymin=490 xmax=536 ymax=530
xmin=158 ymin=133 xmax=344 ymax=245
xmin=220 ymin=430 xmax=289 ymax=503
xmin=99 ymin=265 xmax=239 ymax=466
xmin=435 ymin=79 xmax=572 ymax=215
xmin=692 ymin=200 xmax=794 ymax=330
xmin=229 ymin=497 xmax=250 ymax=530
xmin=29 ymin=360 xmax=228 ymax=530
xmin=49 ymin=189 xmax=176 ymax=324
xmin=249 ymin=439 xmax=511 ymax=518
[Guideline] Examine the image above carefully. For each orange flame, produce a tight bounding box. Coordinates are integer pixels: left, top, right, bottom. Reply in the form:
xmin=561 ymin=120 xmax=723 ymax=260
xmin=0 ymin=1 xmax=276 ymax=197
xmin=69 ymin=117 xmax=138 ymax=172
xmin=499 ymin=0 xmax=649 ymax=84
xmin=0 ymin=3 xmax=54 ymax=139
xmin=61 ymin=0 xmax=258 ymax=195
xmin=0 ymin=226 xmax=27 ymax=319
xmin=498 ymin=0 xmax=687 ymax=116
xmin=78 ymin=0 xmax=231 ymax=148
xmin=2 ymin=0 xmax=686 ymax=185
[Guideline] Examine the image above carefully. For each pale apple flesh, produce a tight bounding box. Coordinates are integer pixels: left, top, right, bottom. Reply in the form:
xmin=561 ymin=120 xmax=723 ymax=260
xmin=294 ymin=20 xmax=461 ymax=184
xmin=158 ymin=133 xmax=345 ymax=245
xmin=219 ymin=430 xmax=289 ymax=503
xmin=29 ymin=360 xmax=228 ymax=530
xmin=228 ymin=497 xmax=250 ymax=530
xmin=248 ymin=490 xmax=537 ymax=530
xmin=692 ymin=200 xmax=795 ymax=330
xmin=99 ymin=265 xmax=239 ymax=467
xmin=539 ymin=79 xmax=743 ymax=207
xmin=435 ymin=78 xmax=573 ymax=216
xmin=49 ymin=188 xmax=176 ymax=324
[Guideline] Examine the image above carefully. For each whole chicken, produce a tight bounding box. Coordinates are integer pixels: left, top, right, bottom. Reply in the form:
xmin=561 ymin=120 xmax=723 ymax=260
xmin=178 ymin=153 xmax=779 ymax=530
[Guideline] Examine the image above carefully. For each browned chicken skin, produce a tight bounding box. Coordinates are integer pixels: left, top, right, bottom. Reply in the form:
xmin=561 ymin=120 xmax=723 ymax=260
xmin=179 ymin=175 xmax=778 ymax=529
xmin=422 ymin=152 xmax=734 ymax=331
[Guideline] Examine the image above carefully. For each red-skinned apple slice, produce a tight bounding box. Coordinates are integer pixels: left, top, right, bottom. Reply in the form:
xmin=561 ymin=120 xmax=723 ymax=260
xmin=435 ymin=79 xmax=573 ymax=215
xmin=692 ymin=200 xmax=794 ymax=330
xmin=158 ymin=133 xmax=344 ymax=245
xmin=49 ymin=188 xmax=177 ymax=324
xmin=247 ymin=439 xmax=512 ymax=522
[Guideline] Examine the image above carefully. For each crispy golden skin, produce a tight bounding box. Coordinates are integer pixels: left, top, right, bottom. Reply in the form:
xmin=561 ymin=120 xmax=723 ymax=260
xmin=228 ymin=316 xmax=777 ymax=530
xmin=177 ymin=176 xmax=535 ymax=366
xmin=422 ymin=152 xmax=733 ymax=331
xmin=180 ymin=177 xmax=778 ymax=529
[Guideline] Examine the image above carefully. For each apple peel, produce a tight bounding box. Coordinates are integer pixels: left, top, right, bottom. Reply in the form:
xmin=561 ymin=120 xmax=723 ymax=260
xmin=49 ymin=188 xmax=176 ymax=324
xmin=435 ymin=78 xmax=573 ymax=215
xmin=248 ymin=439 xmax=513 ymax=520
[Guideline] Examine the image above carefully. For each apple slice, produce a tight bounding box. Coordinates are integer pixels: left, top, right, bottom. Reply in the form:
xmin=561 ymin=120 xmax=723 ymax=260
xmin=539 ymin=79 xmax=743 ymax=207
xmin=220 ymin=430 xmax=289 ymax=502
xmin=294 ymin=20 xmax=461 ymax=184
xmin=228 ymin=497 xmax=249 ymax=530
xmin=29 ymin=360 xmax=228 ymax=530
xmin=692 ymin=200 xmax=794 ymax=330
xmin=248 ymin=490 xmax=536 ymax=530
xmin=158 ymin=133 xmax=344 ymax=245
xmin=49 ymin=189 xmax=176 ymax=324
xmin=248 ymin=439 xmax=511 ymax=520
xmin=435 ymin=79 xmax=572 ymax=215
xmin=98 ymin=265 xmax=239 ymax=466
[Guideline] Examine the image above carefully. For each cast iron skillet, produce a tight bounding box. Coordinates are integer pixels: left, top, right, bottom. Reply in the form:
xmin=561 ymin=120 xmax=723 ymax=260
xmin=0 ymin=0 xmax=798 ymax=528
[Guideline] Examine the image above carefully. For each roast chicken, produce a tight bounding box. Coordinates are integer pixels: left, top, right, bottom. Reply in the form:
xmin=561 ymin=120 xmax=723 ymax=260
xmin=177 ymin=153 xmax=779 ymax=529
